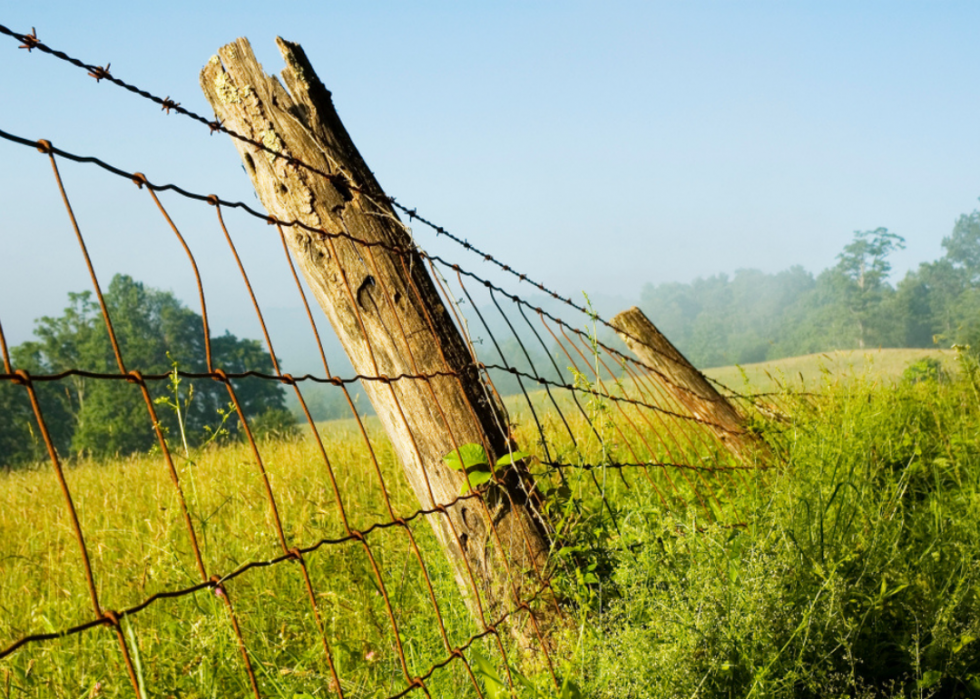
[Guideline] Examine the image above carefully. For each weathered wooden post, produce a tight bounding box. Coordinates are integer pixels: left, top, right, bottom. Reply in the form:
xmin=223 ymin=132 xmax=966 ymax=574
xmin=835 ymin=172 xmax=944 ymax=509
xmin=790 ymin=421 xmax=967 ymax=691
xmin=610 ymin=306 xmax=760 ymax=460
xmin=200 ymin=38 xmax=553 ymax=640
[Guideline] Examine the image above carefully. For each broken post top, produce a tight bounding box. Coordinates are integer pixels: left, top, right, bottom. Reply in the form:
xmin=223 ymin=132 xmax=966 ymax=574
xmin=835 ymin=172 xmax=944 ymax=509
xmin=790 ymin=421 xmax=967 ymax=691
xmin=611 ymin=306 xmax=690 ymax=369
xmin=610 ymin=306 xmax=756 ymax=456
xmin=200 ymin=37 xmax=392 ymax=236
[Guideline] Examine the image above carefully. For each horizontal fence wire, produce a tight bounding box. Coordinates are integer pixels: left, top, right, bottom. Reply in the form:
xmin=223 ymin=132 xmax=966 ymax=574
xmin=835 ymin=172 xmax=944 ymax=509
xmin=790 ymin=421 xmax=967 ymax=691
xmin=0 ymin=25 xmax=784 ymax=698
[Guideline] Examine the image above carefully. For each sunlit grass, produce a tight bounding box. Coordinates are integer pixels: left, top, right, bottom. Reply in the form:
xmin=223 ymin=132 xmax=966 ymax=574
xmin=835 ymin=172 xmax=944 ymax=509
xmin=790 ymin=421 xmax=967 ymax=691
xmin=0 ymin=364 xmax=759 ymax=698
xmin=0 ymin=425 xmax=487 ymax=697
xmin=704 ymin=348 xmax=957 ymax=393
xmin=5 ymin=353 xmax=976 ymax=697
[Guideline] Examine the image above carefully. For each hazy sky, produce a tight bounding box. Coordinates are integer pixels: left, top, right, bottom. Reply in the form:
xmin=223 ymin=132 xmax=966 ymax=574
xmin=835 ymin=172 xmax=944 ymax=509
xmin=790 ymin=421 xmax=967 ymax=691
xmin=2 ymin=1 xmax=979 ymax=348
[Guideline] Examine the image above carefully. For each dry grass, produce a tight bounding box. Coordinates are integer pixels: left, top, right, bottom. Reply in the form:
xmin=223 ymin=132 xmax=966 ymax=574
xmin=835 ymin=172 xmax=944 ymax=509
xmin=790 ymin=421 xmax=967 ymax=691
xmin=704 ymin=348 xmax=956 ymax=393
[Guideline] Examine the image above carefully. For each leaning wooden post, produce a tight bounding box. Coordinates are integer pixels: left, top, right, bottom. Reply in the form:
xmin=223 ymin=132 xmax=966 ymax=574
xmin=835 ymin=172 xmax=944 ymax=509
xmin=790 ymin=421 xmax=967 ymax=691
xmin=610 ymin=306 xmax=760 ymax=460
xmin=200 ymin=38 xmax=554 ymax=640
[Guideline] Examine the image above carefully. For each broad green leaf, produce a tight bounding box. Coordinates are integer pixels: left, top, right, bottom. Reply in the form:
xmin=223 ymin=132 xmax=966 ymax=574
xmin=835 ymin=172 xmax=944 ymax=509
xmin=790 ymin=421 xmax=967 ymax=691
xmin=467 ymin=469 xmax=493 ymax=487
xmin=470 ymin=650 xmax=508 ymax=699
xmin=460 ymin=468 xmax=493 ymax=494
xmin=495 ymin=450 xmax=529 ymax=467
xmin=954 ymin=634 xmax=976 ymax=653
xmin=443 ymin=444 xmax=489 ymax=471
xmin=918 ymin=670 xmax=942 ymax=689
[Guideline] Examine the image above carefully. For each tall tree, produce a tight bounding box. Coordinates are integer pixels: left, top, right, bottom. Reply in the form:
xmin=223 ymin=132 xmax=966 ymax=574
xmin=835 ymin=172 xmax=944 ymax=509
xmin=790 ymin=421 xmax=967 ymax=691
xmin=3 ymin=275 xmax=292 ymax=464
xmin=833 ymin=228 xmax=906 ymax=348
xmin=943 ymin=208 xmax=980 ymax=284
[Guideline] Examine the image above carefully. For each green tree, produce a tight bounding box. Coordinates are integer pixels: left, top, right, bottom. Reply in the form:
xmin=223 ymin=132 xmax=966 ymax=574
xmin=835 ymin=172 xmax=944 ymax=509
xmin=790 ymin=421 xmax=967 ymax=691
xmin=833 ymin=227 xmax=905 ymax=348
xmin=892 ymin=206 xmax=980 ymax=352
xmin=940 ymin=207 xmax=980 ymax=351
xmin=3 ymin=275 xmax=293 ymax=463
xmin=0 ymin=380 xmax=74 ymax=468
xmin=943 ymin=207 xmax=980 ymax=283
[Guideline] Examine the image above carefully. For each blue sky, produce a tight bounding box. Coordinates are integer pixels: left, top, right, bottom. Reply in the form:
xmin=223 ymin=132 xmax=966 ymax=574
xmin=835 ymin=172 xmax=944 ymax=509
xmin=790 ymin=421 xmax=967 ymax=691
xmin=2 ymin=1 xmax=979 ymax=349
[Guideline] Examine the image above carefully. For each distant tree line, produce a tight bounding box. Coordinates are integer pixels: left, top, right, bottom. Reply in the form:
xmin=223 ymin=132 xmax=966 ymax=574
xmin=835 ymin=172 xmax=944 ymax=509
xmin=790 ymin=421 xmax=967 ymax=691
xmin=4 ymin=203 xmax=978 ymax=465
xmin=1 ymin=274 xmax=295 ymax=468
xmin=639 ymin=204 xmax=980 ymax=368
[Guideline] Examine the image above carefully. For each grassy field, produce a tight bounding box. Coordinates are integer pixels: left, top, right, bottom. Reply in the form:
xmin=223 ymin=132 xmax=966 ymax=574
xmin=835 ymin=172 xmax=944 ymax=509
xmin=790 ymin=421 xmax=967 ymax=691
xmin=0 ymin=424 xmax=492 ymax=698
xmin=704 ymin=348 xmax=957 ymax=393
xmin=1 ymin=349 xmax=978 ymax=698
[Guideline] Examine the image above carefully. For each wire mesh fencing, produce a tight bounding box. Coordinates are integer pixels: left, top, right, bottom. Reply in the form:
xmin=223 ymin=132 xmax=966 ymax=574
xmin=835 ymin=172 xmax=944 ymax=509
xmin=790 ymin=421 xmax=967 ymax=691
xmin=0 ymin=24 xmax=783 ymax=699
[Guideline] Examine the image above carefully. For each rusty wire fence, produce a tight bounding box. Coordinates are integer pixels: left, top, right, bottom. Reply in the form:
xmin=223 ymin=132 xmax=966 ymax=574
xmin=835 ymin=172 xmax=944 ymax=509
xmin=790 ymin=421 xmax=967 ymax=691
xmin=0 ymin=23 xmax=785 ymax=699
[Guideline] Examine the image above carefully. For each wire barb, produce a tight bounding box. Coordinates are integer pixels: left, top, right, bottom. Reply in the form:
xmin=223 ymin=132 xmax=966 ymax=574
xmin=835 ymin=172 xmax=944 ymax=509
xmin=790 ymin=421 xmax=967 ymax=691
xmin=17 ymin=26 xmax=38 ymax=51
xmin=87 ymin=62 xmax=111 ymax=81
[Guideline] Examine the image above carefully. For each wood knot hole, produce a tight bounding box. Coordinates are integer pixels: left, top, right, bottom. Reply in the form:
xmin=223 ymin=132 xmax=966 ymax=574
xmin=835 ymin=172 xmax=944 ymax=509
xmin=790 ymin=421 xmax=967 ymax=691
xmin=356 ymin=275 xmax=376 ymax=309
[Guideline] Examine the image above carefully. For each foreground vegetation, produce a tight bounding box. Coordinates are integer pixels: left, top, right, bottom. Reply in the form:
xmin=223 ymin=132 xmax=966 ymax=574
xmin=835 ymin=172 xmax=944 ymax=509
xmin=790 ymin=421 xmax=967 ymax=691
xmin=1 ymin=351 xmax=978 ymax=697
xmin=580 ymin=351 xmax=980 ymax=698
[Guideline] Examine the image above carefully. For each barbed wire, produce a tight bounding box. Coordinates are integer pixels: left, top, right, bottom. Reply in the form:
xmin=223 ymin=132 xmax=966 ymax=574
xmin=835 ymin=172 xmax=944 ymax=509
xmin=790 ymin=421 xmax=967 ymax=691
xmin=0 ymin=22 xmax=750 ymax=399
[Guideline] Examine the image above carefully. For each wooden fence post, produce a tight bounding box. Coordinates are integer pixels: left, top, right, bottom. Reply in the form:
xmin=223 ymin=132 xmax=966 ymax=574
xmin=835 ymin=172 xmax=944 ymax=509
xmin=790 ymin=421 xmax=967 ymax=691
xmin=200 ymin=38 xmax=554 ymax=640
xmin=610 ymin=306 xmax=760 ymax=461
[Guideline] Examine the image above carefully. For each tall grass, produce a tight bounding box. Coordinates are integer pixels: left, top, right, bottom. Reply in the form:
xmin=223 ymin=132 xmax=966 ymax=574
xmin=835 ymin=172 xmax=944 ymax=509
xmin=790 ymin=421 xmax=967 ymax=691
xmin=3 ymin=356 xmax=978 ymax=697
xmin=581 ymin=357 xmax=980 ymax=698
xmin=0 ymin=422 xmax=486 ymax=698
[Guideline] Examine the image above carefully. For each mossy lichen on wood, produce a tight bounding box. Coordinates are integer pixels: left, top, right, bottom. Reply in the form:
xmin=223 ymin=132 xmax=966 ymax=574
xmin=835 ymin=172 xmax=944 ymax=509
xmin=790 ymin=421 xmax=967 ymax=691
xmin=260 ymin=129 xmax=285 ymax=164
xmin=213 ymin=70 xmax=240 ymax=105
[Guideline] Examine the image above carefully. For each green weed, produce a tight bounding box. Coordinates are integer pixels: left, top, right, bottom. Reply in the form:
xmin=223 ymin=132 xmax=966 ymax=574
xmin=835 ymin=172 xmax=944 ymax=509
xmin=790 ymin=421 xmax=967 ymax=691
xmin=581 ymin=368 xmax=980 ymax=698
